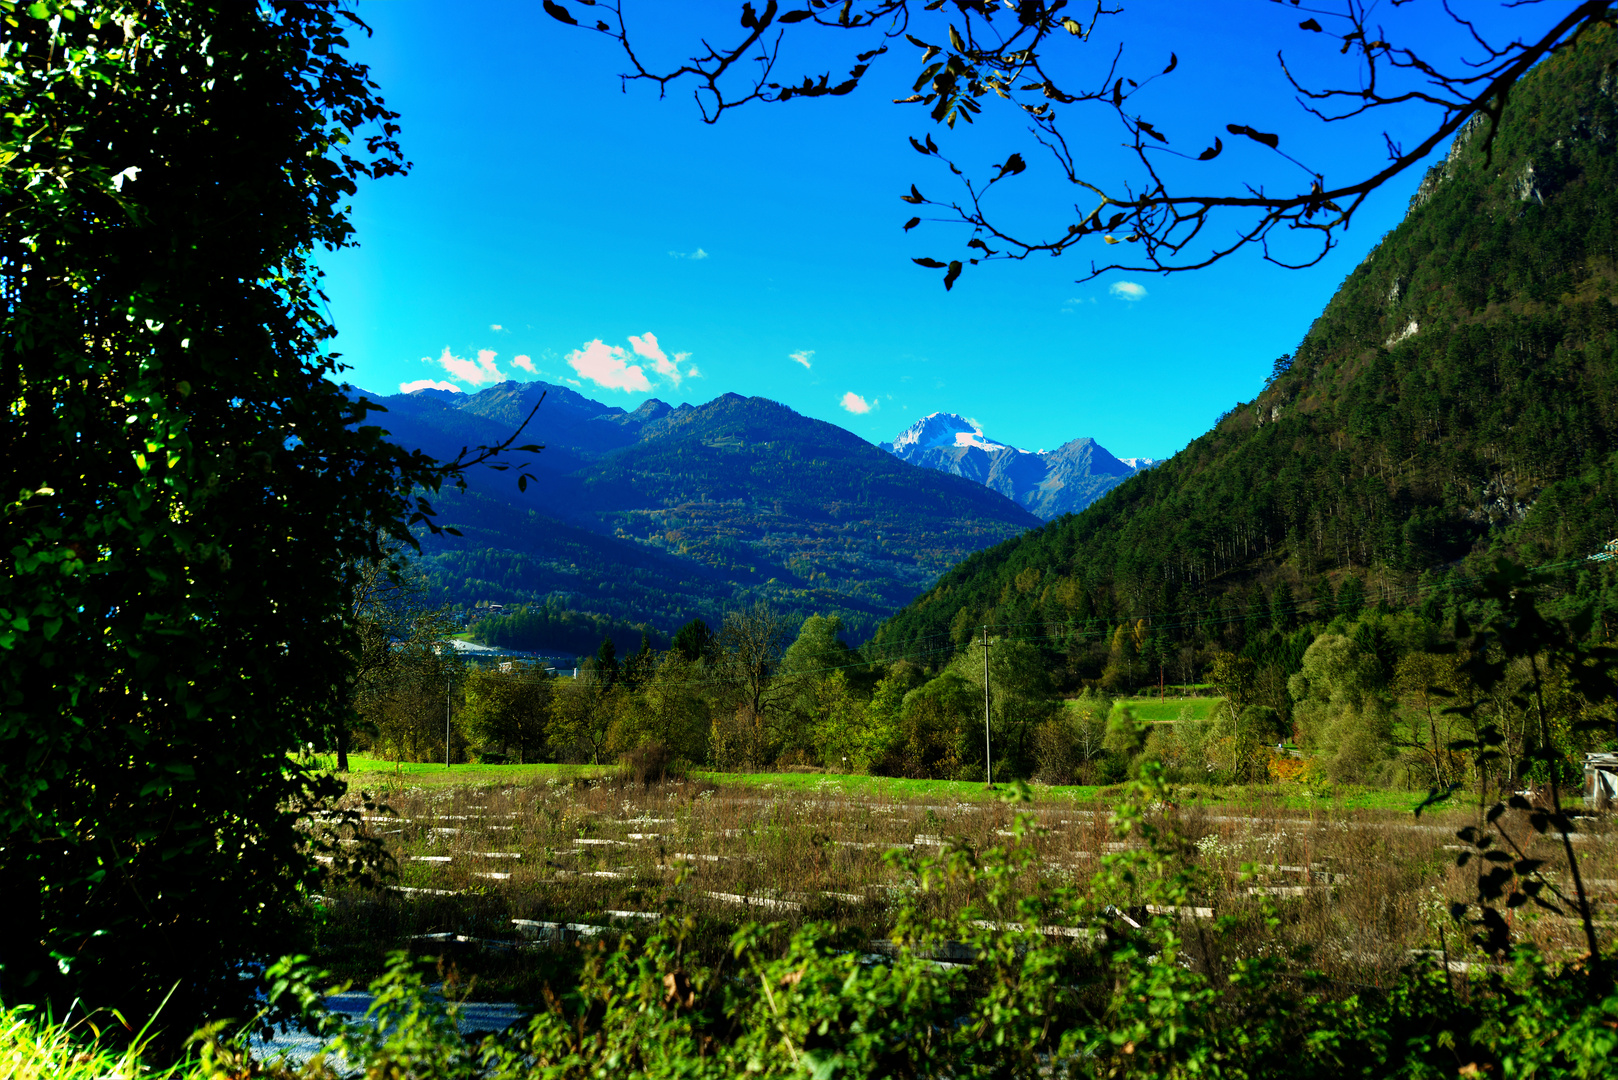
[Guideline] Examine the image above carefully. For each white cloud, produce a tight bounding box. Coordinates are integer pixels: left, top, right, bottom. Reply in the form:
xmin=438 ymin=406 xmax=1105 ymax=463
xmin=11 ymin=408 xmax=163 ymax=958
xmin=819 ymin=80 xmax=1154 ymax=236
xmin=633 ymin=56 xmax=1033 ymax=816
xmin=629 ymin=333 xmax=667 ymax=365
xmin=550 ymin=333 xmax=700 ymax=393
xmin=432 ymin=347 xmax=506 ymax=385
xmin=399 ymin=379 xmax=461 ymax=394
xmin=644 ymin=334 xmax=704 ymax=386
xmin=789 ymin=350 xmax=814 ymax=370
xmin=668 ymin=247 xmax=710 ymax=260
xmin=511 ymin=354 xmax=536 ymax=374
xmin=628 ymin=331 xmax=690 ymax=388
xmin=566 ymin=339 xmax=652 ymax=393
xmin=1108 ymin=281 xmax=1147 ymax=301
xmin=489 ymin=323 xmax=505 ymax=332
xmin=841 ymin=392 xmax=875 ymax=415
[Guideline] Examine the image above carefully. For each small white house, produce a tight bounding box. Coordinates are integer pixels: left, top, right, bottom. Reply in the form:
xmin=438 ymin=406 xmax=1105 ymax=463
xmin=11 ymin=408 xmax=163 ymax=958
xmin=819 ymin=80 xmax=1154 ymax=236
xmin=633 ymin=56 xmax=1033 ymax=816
xmin=1585 ymin=752 xmax=1618 ymax=810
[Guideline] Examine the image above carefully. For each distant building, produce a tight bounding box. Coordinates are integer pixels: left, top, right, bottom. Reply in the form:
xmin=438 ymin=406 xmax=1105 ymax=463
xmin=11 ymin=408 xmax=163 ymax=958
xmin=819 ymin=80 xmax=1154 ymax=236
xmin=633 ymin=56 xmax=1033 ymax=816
xmin=496 ymin=659 xmax=563 ymax=678
xmin=1586 ymin=752 xmax=1618 ymax=809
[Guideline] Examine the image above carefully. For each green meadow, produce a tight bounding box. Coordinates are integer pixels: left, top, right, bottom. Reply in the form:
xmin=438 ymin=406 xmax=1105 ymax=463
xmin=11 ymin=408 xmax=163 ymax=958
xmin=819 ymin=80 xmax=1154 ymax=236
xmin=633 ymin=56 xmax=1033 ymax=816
xmin=313 ymin=753 xmax=1426 ymax=811
xmin=1058 ymin=695 xmax=1222 ymax=724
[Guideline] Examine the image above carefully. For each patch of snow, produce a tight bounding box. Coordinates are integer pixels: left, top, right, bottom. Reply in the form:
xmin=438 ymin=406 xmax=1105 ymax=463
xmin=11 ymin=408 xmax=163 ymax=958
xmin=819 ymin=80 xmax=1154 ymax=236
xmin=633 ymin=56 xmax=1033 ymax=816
xmin=952 ymin=429 xmax=1021 ymax=453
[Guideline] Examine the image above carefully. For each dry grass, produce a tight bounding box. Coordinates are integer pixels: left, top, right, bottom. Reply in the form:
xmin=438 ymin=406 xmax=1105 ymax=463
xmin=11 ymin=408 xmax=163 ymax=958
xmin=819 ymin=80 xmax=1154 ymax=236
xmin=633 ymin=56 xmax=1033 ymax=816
xmin=311 ymin=775 xmax=1618 ymax=1003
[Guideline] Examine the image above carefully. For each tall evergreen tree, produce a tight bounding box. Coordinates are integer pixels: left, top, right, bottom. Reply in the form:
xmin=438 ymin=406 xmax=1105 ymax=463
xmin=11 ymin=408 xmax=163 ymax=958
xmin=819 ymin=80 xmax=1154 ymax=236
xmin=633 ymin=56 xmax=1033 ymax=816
xmin=596 ymin=637 xmax=621 ymax=688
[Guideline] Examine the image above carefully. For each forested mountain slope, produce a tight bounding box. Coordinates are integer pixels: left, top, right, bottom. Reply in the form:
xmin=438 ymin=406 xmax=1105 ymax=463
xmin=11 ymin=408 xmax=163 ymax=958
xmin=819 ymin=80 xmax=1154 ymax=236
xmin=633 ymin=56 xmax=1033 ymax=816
xmin=365 ymin=385 xmax=1038 ymax=645
xmin=872 ymin=30 xmax=1618 ymax=662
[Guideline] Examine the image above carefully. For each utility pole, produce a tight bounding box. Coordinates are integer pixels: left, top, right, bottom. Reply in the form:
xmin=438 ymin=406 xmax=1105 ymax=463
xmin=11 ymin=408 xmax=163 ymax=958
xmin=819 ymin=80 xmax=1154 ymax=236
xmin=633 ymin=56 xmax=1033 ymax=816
xmin=981 ymin=625 xmax=992 ymax=789
xmin=445 ymin=677 xmax=452 ymax=768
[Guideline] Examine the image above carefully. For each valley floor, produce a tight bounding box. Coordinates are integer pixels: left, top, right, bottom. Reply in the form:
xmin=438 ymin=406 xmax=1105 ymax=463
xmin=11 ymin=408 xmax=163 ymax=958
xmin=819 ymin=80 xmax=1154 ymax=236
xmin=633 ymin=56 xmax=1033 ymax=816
xmin=300 ymin=764 xmax=1603 ymax=1008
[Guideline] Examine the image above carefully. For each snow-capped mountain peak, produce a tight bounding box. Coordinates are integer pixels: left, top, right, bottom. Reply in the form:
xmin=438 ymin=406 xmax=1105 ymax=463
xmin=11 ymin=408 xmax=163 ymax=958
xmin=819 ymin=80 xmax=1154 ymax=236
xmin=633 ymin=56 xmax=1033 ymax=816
xmin=887 ymin=412 xmax=1025 ymax=455
xmin=880 ymin=412 xmax=1157 ymax=520
xmin=889 ymin=412 xmax=975 ymax=451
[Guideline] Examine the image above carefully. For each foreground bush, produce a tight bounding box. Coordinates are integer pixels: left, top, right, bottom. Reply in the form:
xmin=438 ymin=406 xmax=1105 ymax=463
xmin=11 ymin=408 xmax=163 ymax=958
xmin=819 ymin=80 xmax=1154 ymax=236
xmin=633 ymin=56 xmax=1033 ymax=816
xmin=460 ymin=773 xmax=1616 ymax=1079
xmin=11 ymin=777 xmax=1616 ymax=1078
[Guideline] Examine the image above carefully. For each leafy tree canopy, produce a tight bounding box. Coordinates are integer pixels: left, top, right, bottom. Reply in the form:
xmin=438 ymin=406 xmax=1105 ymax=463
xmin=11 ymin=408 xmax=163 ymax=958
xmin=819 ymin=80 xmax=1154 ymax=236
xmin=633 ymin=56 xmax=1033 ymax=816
xmin=0 ymin=0 xmax=516 ymax=1031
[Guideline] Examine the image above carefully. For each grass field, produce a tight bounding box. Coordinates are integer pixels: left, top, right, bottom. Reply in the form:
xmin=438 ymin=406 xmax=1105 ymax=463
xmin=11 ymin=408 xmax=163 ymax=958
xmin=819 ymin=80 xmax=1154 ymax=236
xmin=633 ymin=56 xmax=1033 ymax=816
xmin=1108 ymin=696 xmax=1221 ymax=723
xmin=315 ymin=754 xmax=1453 ymax=812
xmin=304 ymin=767 xmax=1609 ymax=1008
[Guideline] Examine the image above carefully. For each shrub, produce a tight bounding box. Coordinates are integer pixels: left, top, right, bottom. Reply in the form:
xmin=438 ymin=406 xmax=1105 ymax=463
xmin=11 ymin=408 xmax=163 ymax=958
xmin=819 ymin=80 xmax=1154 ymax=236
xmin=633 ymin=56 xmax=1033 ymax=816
xmin=616 ymin=742 xmax=688 ymax=788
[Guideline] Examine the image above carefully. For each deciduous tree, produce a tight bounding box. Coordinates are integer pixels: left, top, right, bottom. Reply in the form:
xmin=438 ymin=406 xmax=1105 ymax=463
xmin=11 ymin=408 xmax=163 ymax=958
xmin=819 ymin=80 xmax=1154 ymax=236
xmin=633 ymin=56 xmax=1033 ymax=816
xmin=0 ymin=0 xmax=535 ymax=1029
xmin=552 ymin=673 xmax=623 ymax=765
xmin=462 ymin=662 xmax=553 ymax=764
xmin=350 ymin=551 xmax=460 ymax=771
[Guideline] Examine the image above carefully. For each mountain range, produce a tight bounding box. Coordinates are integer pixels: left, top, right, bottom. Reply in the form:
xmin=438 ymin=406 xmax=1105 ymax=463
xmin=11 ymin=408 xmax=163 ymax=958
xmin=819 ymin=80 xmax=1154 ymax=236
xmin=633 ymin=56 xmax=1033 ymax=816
xmin=362 ymin=384 xmax=1040 ymax=645
xmin=872 ymin=28 xmax=1618 ymax=655
xmin=880 ymin=412 xmax=1154 ymax=520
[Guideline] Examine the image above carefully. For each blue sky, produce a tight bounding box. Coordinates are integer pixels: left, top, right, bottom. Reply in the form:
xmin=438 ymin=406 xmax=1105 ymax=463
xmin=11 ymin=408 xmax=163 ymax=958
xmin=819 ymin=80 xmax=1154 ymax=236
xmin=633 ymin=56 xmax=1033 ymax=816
xmin=323 ymin=1 xmax=1568 ymax=461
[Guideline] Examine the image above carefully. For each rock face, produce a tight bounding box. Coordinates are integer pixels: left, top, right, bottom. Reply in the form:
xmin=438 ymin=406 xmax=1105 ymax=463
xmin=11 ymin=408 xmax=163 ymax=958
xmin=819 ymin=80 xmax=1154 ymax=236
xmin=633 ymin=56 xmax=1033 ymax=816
xmin=880 ymin=412 xmax=1149 ymax=520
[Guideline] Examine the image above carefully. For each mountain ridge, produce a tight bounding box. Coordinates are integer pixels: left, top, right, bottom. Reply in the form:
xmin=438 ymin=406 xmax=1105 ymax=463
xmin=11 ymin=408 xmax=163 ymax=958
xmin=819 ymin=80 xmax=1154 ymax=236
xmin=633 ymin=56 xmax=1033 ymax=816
xmin=362 ymin=384 xmax=1041 ymax=644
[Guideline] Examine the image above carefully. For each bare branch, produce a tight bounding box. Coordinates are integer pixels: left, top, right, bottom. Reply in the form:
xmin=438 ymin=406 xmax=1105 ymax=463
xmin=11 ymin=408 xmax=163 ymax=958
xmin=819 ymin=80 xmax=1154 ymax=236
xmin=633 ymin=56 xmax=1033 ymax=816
xmin=549 ymin=0 xmax=1618 ymax=286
